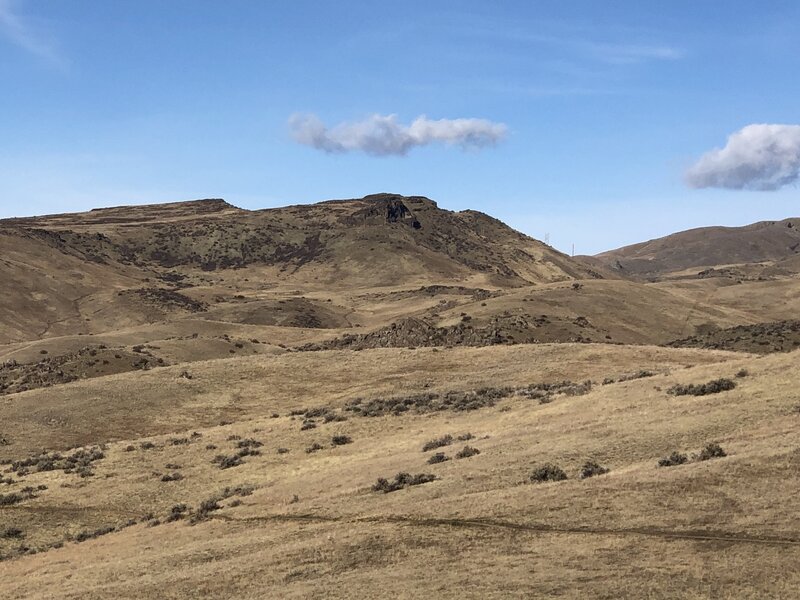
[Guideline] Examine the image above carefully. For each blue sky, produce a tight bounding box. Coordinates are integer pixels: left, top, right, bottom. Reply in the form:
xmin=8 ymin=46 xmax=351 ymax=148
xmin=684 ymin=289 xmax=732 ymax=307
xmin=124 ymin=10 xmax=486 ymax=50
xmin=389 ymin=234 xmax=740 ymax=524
xmin=1 ymin=1 xmax=799 ymax=254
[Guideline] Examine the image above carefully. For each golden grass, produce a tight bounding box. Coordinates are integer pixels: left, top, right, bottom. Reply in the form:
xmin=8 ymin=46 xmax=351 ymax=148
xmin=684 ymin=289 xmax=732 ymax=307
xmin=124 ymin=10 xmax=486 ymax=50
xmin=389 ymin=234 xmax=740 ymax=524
xmin=2 ymin=345 xmax=798 ymax=598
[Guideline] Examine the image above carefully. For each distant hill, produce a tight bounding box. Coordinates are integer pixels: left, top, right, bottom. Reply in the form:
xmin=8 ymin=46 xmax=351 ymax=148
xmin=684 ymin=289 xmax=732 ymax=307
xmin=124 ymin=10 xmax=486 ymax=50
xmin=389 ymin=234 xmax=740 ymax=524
xmin=593 ymin=218 xmax=800 ymax=278
xmin=0 ymin=194 xmax=603 ymax=343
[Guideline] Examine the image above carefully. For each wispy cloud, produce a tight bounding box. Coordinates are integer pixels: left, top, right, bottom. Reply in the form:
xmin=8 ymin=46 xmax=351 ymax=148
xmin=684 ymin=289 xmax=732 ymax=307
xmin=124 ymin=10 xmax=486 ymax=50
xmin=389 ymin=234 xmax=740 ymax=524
xmin=581 ymin=41 xmax=684 ymax=65
xmin=686 ymin=124 xmax=800 ymax=191
xmin=0 ymin=0 xmax=65 ymax=68
xmin=435 ymin=14 xmax=686 ymax=66
xmin=289 ymin=113 xmax=508 ymax=157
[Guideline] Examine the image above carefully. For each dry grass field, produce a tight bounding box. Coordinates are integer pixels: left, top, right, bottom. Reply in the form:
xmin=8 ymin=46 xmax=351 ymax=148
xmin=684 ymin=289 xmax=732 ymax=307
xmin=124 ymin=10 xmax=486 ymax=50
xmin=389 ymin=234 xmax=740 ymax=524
xmin=2 ymin=195 xmax=799 ymax=598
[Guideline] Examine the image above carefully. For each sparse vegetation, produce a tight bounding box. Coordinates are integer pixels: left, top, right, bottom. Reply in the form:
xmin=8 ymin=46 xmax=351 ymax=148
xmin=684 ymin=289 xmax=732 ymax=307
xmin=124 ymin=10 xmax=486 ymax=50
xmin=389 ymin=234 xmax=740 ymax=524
xmin=602 ymin=370 xmax=657 ymax=385
xmin=422 ymin=434 xmax=454 ymax=452
xmin=331 ymin=435 xmax=353 ymax=446
xmin=1 ymin=527 xmax=24 ymax=539
xmin=73 ymin=525 xmax=116 ymax=543
xmin=530 ymin=464 xmax=568 ymax=483
xmin=667 ymin=378 xmax=736 ymax=396
xmin=658 ymin=452 xmax=689 ymax=467
xmin=455 ymin=446 xmax=480 ymax=459
xmin=305 ymin=442 xmax=324 ymax=454
xmin=372 ymin=472 xmax=437 ymax=493
xmin=212 ymin=454 xmax=244 ymax=469
xmin=579 ymin=461 xmax=610 ymax=479
xmin=696 ymin=442 xmax=727 ymax=461
xmin=426 ymin=452 xmax=450 ymax=464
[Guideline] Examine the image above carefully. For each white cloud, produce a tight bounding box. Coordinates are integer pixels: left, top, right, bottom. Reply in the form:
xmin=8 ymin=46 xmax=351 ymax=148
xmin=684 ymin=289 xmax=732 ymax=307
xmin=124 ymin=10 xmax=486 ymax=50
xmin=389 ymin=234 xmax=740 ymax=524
xmin=288 ymin=113 xmax=508 ymax=156
xmin=686 ymin=124 xmax=800 ymax=191
xmin=0 ymin=0 xmax=65 ymax=67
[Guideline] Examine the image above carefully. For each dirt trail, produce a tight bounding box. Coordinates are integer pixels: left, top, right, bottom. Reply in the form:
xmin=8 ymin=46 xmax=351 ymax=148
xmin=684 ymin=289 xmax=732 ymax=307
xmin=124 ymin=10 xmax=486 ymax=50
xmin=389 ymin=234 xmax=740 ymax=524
xmin=213 ymin=512 xmax=800 ymax=547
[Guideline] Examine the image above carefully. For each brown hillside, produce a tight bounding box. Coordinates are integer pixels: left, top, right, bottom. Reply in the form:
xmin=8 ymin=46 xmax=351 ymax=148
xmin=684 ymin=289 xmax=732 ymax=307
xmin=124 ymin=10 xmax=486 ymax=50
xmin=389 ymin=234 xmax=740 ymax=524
xmin=0 ymin=194 xmax=603 ymax=344
xmin=593 ymin=218 xmax=800 ymax=278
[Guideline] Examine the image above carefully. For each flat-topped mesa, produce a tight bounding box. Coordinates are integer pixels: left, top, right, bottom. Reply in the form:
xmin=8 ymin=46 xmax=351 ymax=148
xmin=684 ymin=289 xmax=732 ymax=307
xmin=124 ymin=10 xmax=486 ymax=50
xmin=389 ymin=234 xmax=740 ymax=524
xmin=1 ymin=198 xmax=242 ymax=229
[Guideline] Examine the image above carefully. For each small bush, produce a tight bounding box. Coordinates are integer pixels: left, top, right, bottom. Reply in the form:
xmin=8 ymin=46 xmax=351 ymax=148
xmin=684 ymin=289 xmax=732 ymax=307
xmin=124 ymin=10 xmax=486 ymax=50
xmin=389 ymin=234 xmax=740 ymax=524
xmin=165 ymin=504 xmax=188 ymax=522
xmin=221 ymin=484 xmax=255 ymax=498
xmin=372 ymin=472 xmax=436 ymax=493
xmin=456 ymin=433 xmax=474 ymax=441
xmin=579 ymin=461 xmax=610 ymax=479
xmin=160 ymin=472 xmax=184 ymax=482
xmin=658 ymin=452 xmax=688 ymax=467
xmin=190 ymin=498 xmax=222 ymax=524
xmin=422 ymin=434 xmax=454 ymax=452
xmin=530 ymin=464 xmax=567 ymax=483
xmin=236 ymin=438 xmax=263 ymax=449
xmin=300 ymin=421 xmax=317 ymax=431
xmin=236 ymin=447 xmax=261 ymax=458
xmin=735 ymin=369 xmax=749 ymax=378
xmin=696 ymin=443 xmax=727 ymax=461
xmin=0 ymin=493 xmax=25 ymax=506
xmin=74 ymin=525 xmax=115 ymax=543
xmin=305 ymin=442 xmax=324 ymax=454
xmin=426 ymin=452 xmax=450 ymax=464
xmin=140 ymin=441 xmax=156 ymax=450
xmin=331 ymin=435 xmax=353 ymax=446
xmin=277 ymin=447 xmax=290 ymax=454
xmin=455 ymin=446 xmax=480 ymax=459
xmin=668 ymin=378 xmax=736 ymax=396
xmin=212 ymin=454 xmax=244 ymax=469
xmin=1 ymin=527 xmax=23 ymax=539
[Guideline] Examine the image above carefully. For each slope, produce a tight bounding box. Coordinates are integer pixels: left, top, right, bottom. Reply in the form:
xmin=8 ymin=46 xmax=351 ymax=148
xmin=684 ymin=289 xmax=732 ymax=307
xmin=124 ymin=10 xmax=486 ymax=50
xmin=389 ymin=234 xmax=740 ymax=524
xmin=593 ymin=217 xmax=800 ymax=278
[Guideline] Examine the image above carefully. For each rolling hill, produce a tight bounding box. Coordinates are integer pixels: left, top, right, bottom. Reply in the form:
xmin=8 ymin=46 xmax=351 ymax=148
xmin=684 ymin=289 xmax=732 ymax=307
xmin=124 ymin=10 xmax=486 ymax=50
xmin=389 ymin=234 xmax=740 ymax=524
xmin=2 ymin=195 xmax=800 ymax=598
xmin=593 ymin=218 xmax=800 ymax=278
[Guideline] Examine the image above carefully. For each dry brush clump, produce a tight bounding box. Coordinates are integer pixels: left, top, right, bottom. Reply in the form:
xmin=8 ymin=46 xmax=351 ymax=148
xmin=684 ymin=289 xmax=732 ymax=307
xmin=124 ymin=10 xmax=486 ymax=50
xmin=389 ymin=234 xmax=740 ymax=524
xmin=9 ymin=446 xmax=105 ymax=478
xmin=657 ymin=443 xmax=727 ymax=468
xmin=305 ymin=442 xmax=324 ymax=454
xmin=658 ymin=452 xmax=689 ymax=467
xmin=426 ymin=452 xmax=450 ymax=464
xmin=455 ymin=446 xmax=480 ymax=459
xmin=529 ymin=464 xmax=568 ymax=483
xmin=372 ymin=472 xmax=437 ymax=493
xmin=422 ymin=434 xmax=454 ymax=452
xmin=579 ymin=461 xmax=610 ymax=479
xmin=667 ymin=378 xmax=736 ymax=396
xmin=695 ymin=442 xmax=727 ymax=461
xmin=602 ymin=370 xmax=657 ymax=385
